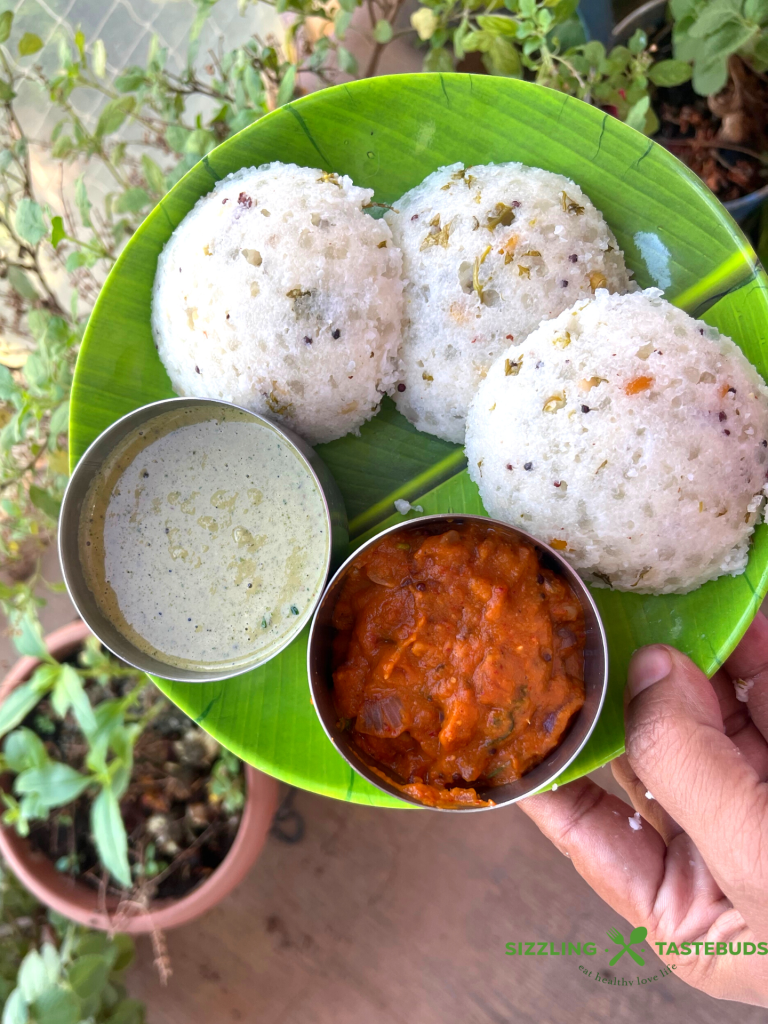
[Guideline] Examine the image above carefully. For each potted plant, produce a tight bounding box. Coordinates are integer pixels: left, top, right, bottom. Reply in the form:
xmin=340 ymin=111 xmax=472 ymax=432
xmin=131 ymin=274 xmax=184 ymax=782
xmin=0 ymin=860 xmax=146 ymax=1023
xmin=612 ymin=0 xmax=768 ymax=220
xmin=0 ymin=620 xmax=278 ymax=934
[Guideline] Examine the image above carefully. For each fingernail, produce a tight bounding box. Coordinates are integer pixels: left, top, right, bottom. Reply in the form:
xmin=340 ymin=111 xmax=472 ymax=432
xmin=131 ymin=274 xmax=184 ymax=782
xmin=627 ymin=646 xmax=672 ymax=699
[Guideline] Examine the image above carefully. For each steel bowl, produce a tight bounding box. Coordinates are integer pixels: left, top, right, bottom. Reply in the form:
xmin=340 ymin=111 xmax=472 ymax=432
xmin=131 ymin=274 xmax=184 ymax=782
xmin=307 ymin=514 xmax=608 ymax=811
xmin=60 ymin=397 xmax=347 ymax=683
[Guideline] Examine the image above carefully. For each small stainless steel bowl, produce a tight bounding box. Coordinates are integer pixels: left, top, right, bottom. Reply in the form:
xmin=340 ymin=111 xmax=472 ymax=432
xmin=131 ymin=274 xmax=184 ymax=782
xmin=60 ymin=397 xmax=347 ymax=683
xmin=307 ymin=514 xmax=608 ymax=811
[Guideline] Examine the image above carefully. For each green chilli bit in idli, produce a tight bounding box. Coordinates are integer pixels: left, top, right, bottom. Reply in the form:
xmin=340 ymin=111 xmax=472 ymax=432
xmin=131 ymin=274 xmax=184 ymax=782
xmin=384 ymin=162 xmax=633 ymax=444
xmin=152 ymin=162 xmax=404 ymax=445
xmin=465 ymin=289 xmax=768 ymax=595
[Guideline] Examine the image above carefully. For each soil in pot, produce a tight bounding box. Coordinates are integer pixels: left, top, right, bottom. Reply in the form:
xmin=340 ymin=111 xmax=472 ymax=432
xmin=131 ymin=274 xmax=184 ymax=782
xmin=8 ymin=637 xmax=245 ymax=903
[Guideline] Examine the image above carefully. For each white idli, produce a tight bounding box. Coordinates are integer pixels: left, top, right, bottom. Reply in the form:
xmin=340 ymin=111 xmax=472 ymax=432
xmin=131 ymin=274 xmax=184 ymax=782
xmin=384 ymin=162 xmax=633 ymax=443
xmin=152 ymin=162 xmax=403 ymax=445
xmin=465 ymin=289 xmax=768 ymax=595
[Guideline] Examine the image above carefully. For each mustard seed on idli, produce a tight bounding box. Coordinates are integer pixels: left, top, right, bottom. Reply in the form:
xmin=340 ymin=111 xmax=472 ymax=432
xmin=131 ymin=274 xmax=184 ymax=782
xmin=465 ymin=289 xmax=768 ymax=595
xmin=384 ymin=162 xmax=633 ymax=443
xmin=151 ymin=163 xmax=403 ymax=445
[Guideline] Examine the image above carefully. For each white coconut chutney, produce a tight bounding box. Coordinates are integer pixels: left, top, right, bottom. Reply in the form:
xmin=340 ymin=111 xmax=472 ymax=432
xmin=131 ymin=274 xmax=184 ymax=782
xmin=79 ymin=405 xmax=329 ymax=671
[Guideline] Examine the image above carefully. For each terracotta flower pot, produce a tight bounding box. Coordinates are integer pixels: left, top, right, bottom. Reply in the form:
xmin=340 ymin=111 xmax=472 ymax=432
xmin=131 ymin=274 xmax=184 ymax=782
xmin=0 ymin=619 xmax=278 ymax=933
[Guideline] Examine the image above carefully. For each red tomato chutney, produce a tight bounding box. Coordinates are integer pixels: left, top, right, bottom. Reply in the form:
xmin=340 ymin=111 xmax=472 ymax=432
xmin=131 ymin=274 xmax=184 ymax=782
xmin=331 ymin=523 xmax=586 ymax=808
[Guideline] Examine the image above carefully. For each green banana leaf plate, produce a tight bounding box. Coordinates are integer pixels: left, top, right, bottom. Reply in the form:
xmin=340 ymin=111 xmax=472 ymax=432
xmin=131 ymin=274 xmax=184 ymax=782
xmin=70 ymin=73 xmax=768 ymax=808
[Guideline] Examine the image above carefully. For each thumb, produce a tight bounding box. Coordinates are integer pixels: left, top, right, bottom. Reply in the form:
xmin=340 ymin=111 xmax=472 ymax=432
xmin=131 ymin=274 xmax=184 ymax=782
xmin=625 ymin=644 xmax=768 ymax=925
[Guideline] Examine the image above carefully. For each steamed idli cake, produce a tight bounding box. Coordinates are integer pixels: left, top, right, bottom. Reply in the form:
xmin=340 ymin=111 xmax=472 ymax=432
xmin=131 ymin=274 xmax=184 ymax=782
xmin=465 ymin=289 xmax=768 ymax=595
xmin=384 ymin=162 xmax=632 ymax=443
xmin=151 ymin=162 xmax=403 ymax=445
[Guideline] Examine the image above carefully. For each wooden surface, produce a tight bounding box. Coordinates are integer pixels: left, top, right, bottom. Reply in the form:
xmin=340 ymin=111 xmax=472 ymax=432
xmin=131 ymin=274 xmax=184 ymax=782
xmin=127 ymin=777 xmax=764 ymax=1024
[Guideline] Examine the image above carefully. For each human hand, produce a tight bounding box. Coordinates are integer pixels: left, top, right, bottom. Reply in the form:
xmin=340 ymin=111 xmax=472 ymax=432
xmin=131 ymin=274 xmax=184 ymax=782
xmin=519 ymin=610 xmax=768 ymax=1006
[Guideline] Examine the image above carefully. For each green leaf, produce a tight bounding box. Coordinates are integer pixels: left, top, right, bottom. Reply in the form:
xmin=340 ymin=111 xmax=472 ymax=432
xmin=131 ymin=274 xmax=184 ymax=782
xmin=51 ymin=134 xmax=73 ymax=159
xmin=755 ymin=32 xmax=768 ymax=67
xmin=711 ymin=20 xmax=758 ymax=58
xmin=17 ymin=33 xmax=42 ymax=57
xmin=67 ymin=955 xmax=110 ymax=1001
xmin=104 ymin=1000 xmax=145 ymax=1024
xmin=55 ymin=664 xmax=96 ymax=734
xmin=18 ymin=951 xmax=47 ymax=1004
xmin=65 ymin=251 xmax=88 ymax=273
xmin=114 ymin=69 xmax=146 ymax=93
xmin=243 ymin=65 xmax=263 ymax=105
xmin=581 ymin=40 xmax=606 ymax=66
xmin=31 ymin=986 xmax=80 ymax=1024
xmin=337 ymin=46 xmax=360 ymax=73
xmin=423 ymin=46 xmax=455 ymax=72
xmin=164 ymin=125 xmax=188 ymax=154
xmin=648 ymin=58 xmax=693 ymax=86
xmin=669 ymin=0 xmax=699 ymax=17
xmin=692 ymin=53 xmax=730 ymax=95
xmin=92 ymin=38 xmax=107 ymax=78
xmin=14 ymin=612 xmax=49 ymax=661
xmin=373 ymin=19 xmax=393 ymax=43
xmin=624 ymin=94 xmax=650 ymax=131
xmin=334 ymin=9 xmax=352 ymax=39
xmin=40 ymin=944 xmax=60 ymax=985
xmin=72 ymin=932 xmax=113 ymax=961
xmin=110 ymin=934 xmax=135 ymax=973
xmin=6 ymin=267 xmax=38 ymax=302
xmin=483 ymin=35 xmax=522 ymax=76
xmin=276 ymin=64 xmax=296 ymax=107
xmin=75 ymin=176 xmax=92 ymax=228
xmin=109 ymin=724 xmax=140 ymax=800
xmin=627 ymin=28 xmax=647 ymax=53
xmin=0 ymin=11 xmax=13 ymax=44
xmin=15 ymin=199 xmax=46 ymax=247
xmin=690 ymin=1 xmax=745 ymax=38
xmin=0 ymin=678 xmax=49 ymax=739
xmin=0 ymin=79 xmax=14 ymax=101
xmin=91 ymin=786 xmax=131 ymax=887
xmin=4 ymin=728 xmax=48 ymax=773
xmin=1 ymin=989 xmax=28 ymax=1024
xmin=85 ymin=702 xmax=125 ymax=774
xmin=29 ymin=485 xmax=61 ymax=521
xmin=141 ymin=155 xmax=165 ymax=196
xmin=745 ymin=0 xmax=768 ymax=19
xmin=184 ymin=129 xmax=215 ymax=156
xmin=114 ymin=188 xmax=151 ymax=214
xmin=15 ymin=762 xmax=92 ymax=808
xmin=96 ymin=97 xmax=134 ymax=139
xmin=50 ymin=216 xmax=66 ymax=249
xmin=0 ymin=364 xmax=15 ymax=401
xmin=49 ymin=400 xmax=70 ymax=438
xmin=453 ymin=18 xmax=469 ymax=60
xmin=550 ymin=0 xmax=578 ymax=23
xmin=476 ymin=14 xmax=518 ymax=35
